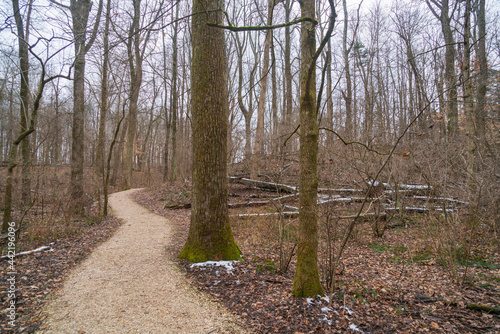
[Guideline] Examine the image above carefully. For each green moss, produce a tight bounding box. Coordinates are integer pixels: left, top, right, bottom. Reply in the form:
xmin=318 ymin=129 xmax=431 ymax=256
xmin=178 ymin=237 xmax=241 ymax=263
xmin=292 ymin=254 xmax=324 ymax=297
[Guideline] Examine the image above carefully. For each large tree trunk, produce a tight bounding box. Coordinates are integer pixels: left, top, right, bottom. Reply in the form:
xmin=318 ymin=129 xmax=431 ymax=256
xmin=292 ymin=0 xmax=323 ymax=298
xmin=179 ymin=0 xmax=240 ymax=263
xmin=69 ymin=1 xmax=90 ymax=214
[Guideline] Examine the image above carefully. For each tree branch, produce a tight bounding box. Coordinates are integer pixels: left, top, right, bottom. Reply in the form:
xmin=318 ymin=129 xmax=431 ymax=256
xmin=207 ymin=16 xmax=318 ymax=32
xmin=319 ymin=127 xmax=389 ymax=155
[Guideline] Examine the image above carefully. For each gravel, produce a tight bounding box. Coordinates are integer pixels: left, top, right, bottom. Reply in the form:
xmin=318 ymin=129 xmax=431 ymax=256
xmin=39 ymin=189 xmax=248 ymax=333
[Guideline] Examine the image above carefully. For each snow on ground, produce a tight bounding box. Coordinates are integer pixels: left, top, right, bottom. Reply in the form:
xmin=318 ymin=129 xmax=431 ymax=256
xmin=304 ymin=295 xmax=362 ymax=332
xmin=190 ymin=260 xmax=237 ymax=271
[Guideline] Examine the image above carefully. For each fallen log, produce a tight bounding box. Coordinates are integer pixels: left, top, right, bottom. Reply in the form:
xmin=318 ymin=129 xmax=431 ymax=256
xmin=232 ymin=212 xmax=299 ymax=219
xmin=465 ymin=303 xmax=500 ymax=315
xmin=233 ymin=212 xmax=386 ymax=220
xmin=384 ymin=206 xmax=457 ymax=214
xmin=412 ymin=195 xmax=469 ymax=205
xmin=229 ymin=177 xmax=297 ymax=193
xmin=418 ymin=297 xmax=500 ymax=315
xmin=318 ymin=188 xmax=363 ymax=194
xmin=165 ymin=203 xmax=191 ymax=209
xmin=228 ymin=201 xmax=270 ymax=209
xmin=167 ymin=193 xmax=300 ymax=210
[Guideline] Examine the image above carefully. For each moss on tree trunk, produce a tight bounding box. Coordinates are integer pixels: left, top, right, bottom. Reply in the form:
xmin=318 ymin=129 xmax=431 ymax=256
xmin=292 ymin=0 xmax=324 ymax=297
xmin=178 ymin=0 xmax=241 ymax=263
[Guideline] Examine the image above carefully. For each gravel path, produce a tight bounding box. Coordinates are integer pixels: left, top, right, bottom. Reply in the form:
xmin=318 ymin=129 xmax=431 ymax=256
xmin=40 ymin=189 xmax=247 ymax=333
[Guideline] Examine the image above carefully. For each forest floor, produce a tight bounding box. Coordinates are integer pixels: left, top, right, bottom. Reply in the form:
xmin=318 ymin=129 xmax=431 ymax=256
xmin=1 ymin=184 xmax=498 ymax=333
xmin=135 ymin=182 xmax=500 ymax=334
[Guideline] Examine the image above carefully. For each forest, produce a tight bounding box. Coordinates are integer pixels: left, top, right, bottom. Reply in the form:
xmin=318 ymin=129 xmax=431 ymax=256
xmin=0 ymin=0 xmax=499 ymax=332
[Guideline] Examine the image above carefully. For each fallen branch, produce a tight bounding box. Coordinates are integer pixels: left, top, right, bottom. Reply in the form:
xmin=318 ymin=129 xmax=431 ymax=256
xmin=413 ymin=196 xmax=469 ymax=205
xmin=232 ymin=212 xmax=299 ymax=219
xmin=233 ymin=212 xmax=386 ymax=220
xmin=419 ymin=297 xmax=500 ymax=315
xmin=318 ymin=188 xmax=363 ymax=194
xmin=0 ymin=245 xmax=53 ymax=260
xmin=229 ymin=177 xmax=297 ymax=193
xmin=465 ymin=303 xmax=500 ymax=315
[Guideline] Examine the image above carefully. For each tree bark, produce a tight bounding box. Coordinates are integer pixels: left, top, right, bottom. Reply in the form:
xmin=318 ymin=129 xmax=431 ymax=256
xmin=95 ymin=0 xmax=112 ymax=177
xmin=68 ymin=0 xmax=103 ymax=214
xmin=342 ymin=0 xmax=353 ymax=138
xmin=426 ymin=0 xmax=458 ymax=135
xmin=124 ymin=0 xmax=142 ymax=190
xmin=179 ymin=0 xmax=241 ymax=263
xmin=292 ymin=0 xmax=324 ymax=298
xmin=170 ymin=1 xmax=179 ymax=182
xmin=250 ymin=0 xmax=276 ymax=180
xmin=283 ymin=0 xmax=293 ymax=153
xmin=475 ymin=0 xmax=487 ymax=143
xmin=463 ymin=0 xmax=477 ymax=216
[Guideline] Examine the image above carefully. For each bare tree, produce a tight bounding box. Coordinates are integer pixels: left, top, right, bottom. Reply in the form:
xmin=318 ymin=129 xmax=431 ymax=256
xmin=426 ymin=0 xmax=459 ymax=135
xmin=95 ymin=0 xmax=112 ymax=178
xmin=251 ymin=0 xmax=277 ymax=180
xmin=170 ymin=0 xmax=180 ymax=182
xmin=3 ymin=0 xmax=71 ymax=229
xmin=475 ymin=0 xmax=487 ymax=143
xmin=49 ymin=0 xmax=104 ymax=214
xmin=292 ymin=0 xmax=335 ymax=298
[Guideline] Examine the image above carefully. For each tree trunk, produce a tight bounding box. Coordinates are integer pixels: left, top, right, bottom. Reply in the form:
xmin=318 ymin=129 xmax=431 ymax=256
xmin=179 ymin=0 xmax=240 ymax=263
xmin=68 ymin=0 xmax=103 ymax=214
xmin=292 ymin=0 xmax=324 ymax=298
xmin=426 ymin=0 xmax=458 ymax=135
xmin=251 ymin=0 xmax=275 ymax=180
xmin=162 ymin=16 xmax=170 ymax=182
xmin=342 ymin=0 xmax=353 ymax=138
xmin=124 ymin=0 xmax=142 ymax=190
xmin=463 ymin=0 xmax=477 ymax=215
xmin=475 ymin=0 xmax=487 ymax=143
xmin=271 ymin=39 xmax=278 ymax=155
xmin=95 ymin=0 xmax=112 ymax=178
xmin=170 ymin=1 xmax=179 ymax=182
xmin=284 ymin=0 xmax=293 ymax=153
xmin=326 ymin=40 xmax=334 ymax=152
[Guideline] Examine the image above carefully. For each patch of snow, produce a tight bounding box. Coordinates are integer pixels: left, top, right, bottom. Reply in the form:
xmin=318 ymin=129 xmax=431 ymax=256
xmin=306 ymin=298 xmax=315 ymax=305
xmin=190 ymin=260 xmax=237 ymax=271
xmin=349 ymin=323 xmax=363 ymax=332
xmin=321 ymin=315 xmax=332 ymax=325
xmin=435 ymin=208 xmax=457 ymax=213
xmin=402 ymin=184 xmax=431 ymax=190
xmin=320 ymin=295 xmax=331 ymax=304
xmin=341 ymin=306 xmax=353 ymax=315
xmin=321 ymin=306 xmax=333 ymax=313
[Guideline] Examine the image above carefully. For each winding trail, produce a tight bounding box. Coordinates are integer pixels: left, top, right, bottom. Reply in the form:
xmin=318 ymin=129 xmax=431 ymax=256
xmin=40 ymin=189 xmax=246 ymax=333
